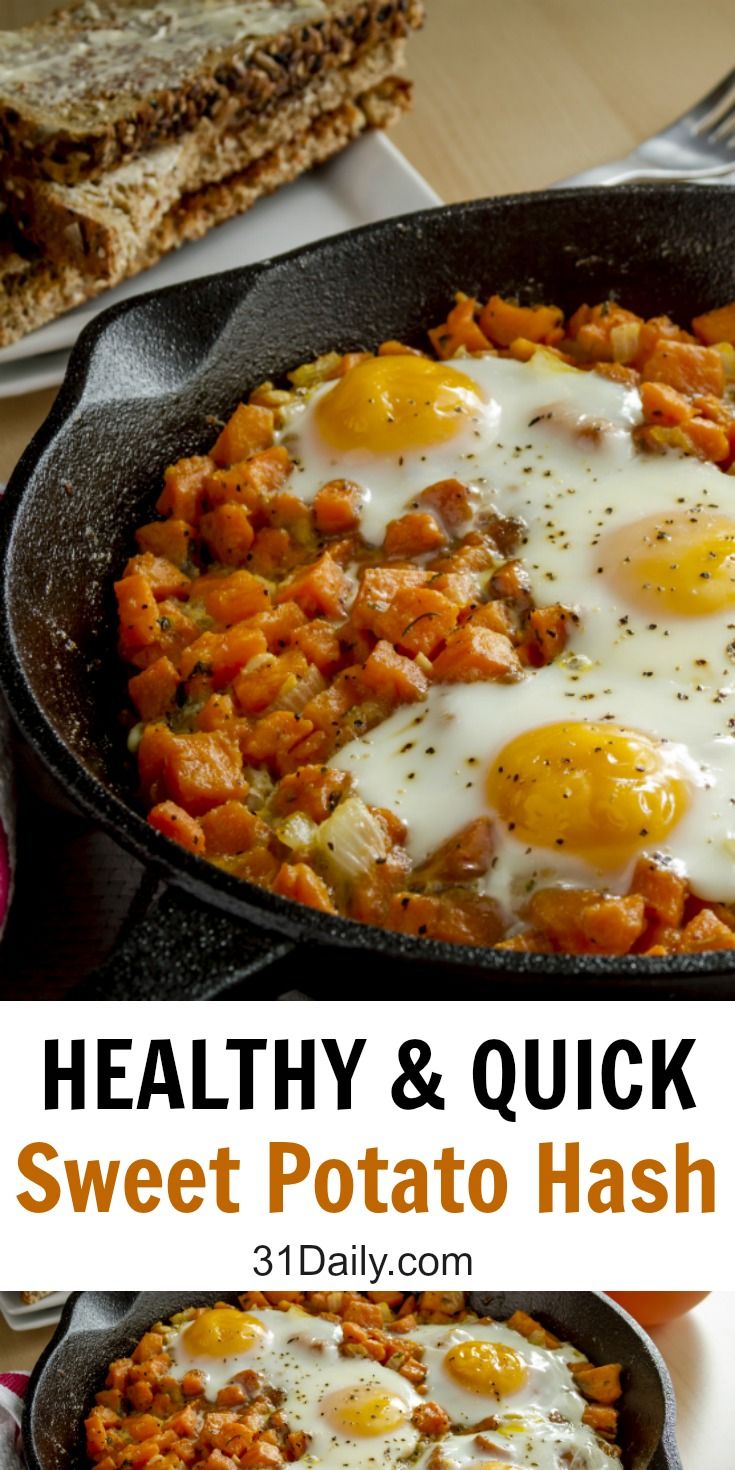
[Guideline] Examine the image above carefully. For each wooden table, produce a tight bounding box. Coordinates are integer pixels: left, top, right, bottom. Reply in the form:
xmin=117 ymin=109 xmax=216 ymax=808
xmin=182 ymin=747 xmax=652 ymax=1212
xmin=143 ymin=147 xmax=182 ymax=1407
xmin=4 ymin=0 xmax=735 ymax=475
xmin=0 ymin=1294 xmax=730 ymax=1466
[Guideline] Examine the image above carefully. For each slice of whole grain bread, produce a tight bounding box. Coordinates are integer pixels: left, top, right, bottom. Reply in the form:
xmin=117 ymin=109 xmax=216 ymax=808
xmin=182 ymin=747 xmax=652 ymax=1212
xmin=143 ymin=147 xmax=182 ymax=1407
xmin=0 ymin=0 xmax=424 ymax=185
xmin=5 ymin=36 xmax=405 ymax=279
xmin=0 ymin=79 xmax=411 ymax=349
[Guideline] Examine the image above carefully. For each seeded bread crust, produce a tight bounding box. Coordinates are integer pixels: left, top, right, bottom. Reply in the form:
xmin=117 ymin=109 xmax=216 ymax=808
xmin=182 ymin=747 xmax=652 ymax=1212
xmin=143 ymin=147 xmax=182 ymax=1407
xmin=0 ymin=0 xmax=423 ymax=185
xmin=5 ymin=36 xmax=405 ymax=279
xmin=0 ymin=79 xmax=411 ymax=349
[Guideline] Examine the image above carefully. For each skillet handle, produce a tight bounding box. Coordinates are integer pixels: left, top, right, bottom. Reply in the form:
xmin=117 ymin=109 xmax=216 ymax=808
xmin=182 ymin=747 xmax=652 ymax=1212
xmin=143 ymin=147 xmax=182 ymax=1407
xmin=76 ymin=884 xmax=296 ymax=999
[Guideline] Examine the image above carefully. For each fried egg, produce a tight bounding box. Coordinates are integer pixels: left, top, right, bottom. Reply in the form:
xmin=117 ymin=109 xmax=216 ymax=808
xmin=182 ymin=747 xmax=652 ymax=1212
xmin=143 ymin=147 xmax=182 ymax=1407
xmin=165 ymin=1306 xmax=422 ymax=1470
xmin=417 ymin=1320 xmax=586 ymax=1427
xmin=415 ymin=1421 xmax=612 ymax=1470
xmin=278 ymin=348 xmax=735 ymax=918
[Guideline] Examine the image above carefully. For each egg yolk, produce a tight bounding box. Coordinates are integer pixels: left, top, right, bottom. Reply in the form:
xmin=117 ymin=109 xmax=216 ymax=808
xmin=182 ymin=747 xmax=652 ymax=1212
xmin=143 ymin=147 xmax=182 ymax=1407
xmin=182 ymin=1308 xmax=267 ymax=1359
xmin=321 ymin=1385 xmax=409 ymax=1437
xmin=486 ymin=721 xmax=690 ymax=867
xmin=314 ymin=354 xmax=484 ymax=454
xmin=444 ymin=1341 xmax=528 ymax=1398
xmin=602 ymin=510 xmax=735 ymax=616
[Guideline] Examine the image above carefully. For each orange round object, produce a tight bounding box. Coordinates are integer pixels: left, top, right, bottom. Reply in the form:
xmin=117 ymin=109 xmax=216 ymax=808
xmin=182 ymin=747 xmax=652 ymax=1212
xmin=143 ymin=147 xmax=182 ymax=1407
xmin=605 ymin=1291 xmax=710 ymax=1327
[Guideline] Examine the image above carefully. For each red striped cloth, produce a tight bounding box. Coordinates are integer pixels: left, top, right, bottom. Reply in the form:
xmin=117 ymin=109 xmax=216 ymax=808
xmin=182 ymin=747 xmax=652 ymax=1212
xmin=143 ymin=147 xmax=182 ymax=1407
xmin=0 ymin=1371 xmax=27 ymax=1470
xmin=0 ymin=706 xmax=14 ymax=940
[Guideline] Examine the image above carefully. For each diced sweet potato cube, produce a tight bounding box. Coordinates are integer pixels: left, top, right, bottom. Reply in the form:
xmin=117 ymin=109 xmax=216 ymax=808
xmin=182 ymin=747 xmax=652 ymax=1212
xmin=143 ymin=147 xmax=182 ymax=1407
xmin=640 ymin=381 xmax=693 ymax=426
xmin=682 ymin=416 xmax=730 ymax=461
xmin=479 ymin=294 xmax=564 ymax=348
xmin=343 ymin=1299 xmax=385 ymax=1328
xmin=362 ymin=640 xmax=428 ymax=703
xmin=239 ymin=711 xmax=315 ymax=775
xmin=582 ymin=1404 xmax=618 ymax=1439
xmin=428 ymin=295 xmax=490 ymax=359
xmin=196 ymin=693 xmax=235 ymax=732
xmin=211 ymin=404 xmax=274 ymax=466
xmin=204 ymin=445 xmax=291 ymax=512
xmin=489 ymin=558 xmax=533 ymax=607
xmin=631 ymin=857 xmax=686 ymax=927
xmin=432 ymin=625 xmax=520 ymax=682
xmin=136 ymin=518 xmax=196 ymax=568
xmin=462 ymin=600 xmax=515 ymax=636
xmin=572 ymin=1362 xmax=623 ymax=1405
xmin=290 ymin=619 xmax=342 ymax=673
xmin=302 ymin=669 xmax=364 ymax=733
xmin=529 ymin=889 xmax=645 ymax=955
xmin=677 ymin=908 xmax=735 ymax=951
xmin=313 ymin=479 xmax=363 ymax=535
xmin=200 ymin=503 xmax=255 ymax=565
xmin=276 ymin=552 xmax=351 ymax=619
xmin=128 ymin=656 xmax=180 ymax=722
xmin=524 ymin=604 xmax=574 ymax=666
xmin=123 ymin=552 xmax=190 ymax=600
xmin=586 ymin=898 xmax=648 ymax=956
xmin=353 ymin=572 xmax=454 ymax=658
xmin=265 ymin=492 xmax=314 ymax=547
xmin=411 ymin=1402 xmax=451 ymax=1437
xmin=146 ymin=798 xmax=204 ymax=852
xmin=243 ymin=445 xmax=292 ymax=495
xmin=137 ymin=723 xmax=177 ymax=804
xmin=157 ymin=456 xmax=213 ymax=521
xmin=233 ymin=648 xmax=309 ymax=716
xmin=506 ymin=1310 xmax=561 ymax=1348
xmin=383 ymin=511 xmax=447 ymax=559
xmin=116 ymin=573 xmax=159 ymax=657
xmin=237 ymin=1443 xmax=282 ymax=1469
xmin=353 ymin=565 xmax=429 ymax=622
xmin=273 ymin=862 xmax=336 ymax=913
xmin=273 ymin=765 xmax=351 ymax=823
xmin=179 ymin=626 xmax=268 ymax=688
xmin=162 ymin=731 xmax=245 ymax=816
xmin=641 ymin=340 xmax=725 ymax=397
xmin=196 ymin=570 xmax=272 ymax=625
xmin=417 ymin=478 xmax=477 ymax=532
xmin=386 ymin=891 xmax=503 ymax=946
xmin=692 ymin=300 xmax=735 ymax=346
xmin=253 ymin=601 xmax=307 ymax=650
xmin=419 ymin=817 xmax=494 ymax=882
xmin=133 ymin=598 xmax=198 ymax=669
xmin=199 ymin=802 xmax=265 ymax=856
xmin=248 ymin=526 xmax=292 ymax=576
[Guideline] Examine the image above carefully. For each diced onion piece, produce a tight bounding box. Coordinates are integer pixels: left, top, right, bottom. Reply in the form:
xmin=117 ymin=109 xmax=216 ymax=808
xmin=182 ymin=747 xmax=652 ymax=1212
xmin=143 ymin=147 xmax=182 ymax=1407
xmin=276 ymin=813 xmax=319 ymax=853
xmin=288 ymin=353 xmax=342 ymax=389
xmin=713 ymin=341 xmax=735 ymax=381
xmin=127 ymin=722 xmax=145 ymax=754
xmin=272 ymin=663 xmax=326 ymax=713
xmin=244 ymin=766 xmax=275 ymax=812
xmin=610 ymin=322 xmax=640 ymax=364
xmin=314 ymin=796 xmax=389 ymax=882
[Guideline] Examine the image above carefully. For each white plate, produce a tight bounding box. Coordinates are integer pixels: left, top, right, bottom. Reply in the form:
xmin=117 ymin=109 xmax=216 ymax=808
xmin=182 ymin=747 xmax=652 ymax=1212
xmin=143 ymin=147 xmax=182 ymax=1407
xmin=0 ymin=134 xmax=439 ymax=399
xmin=0 ymin=1291 xmax=70 ymax=1331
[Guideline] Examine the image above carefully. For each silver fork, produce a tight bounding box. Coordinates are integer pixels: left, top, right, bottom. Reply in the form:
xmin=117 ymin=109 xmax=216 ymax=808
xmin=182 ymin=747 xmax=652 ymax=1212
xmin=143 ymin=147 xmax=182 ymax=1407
xmin=556 ymin=66 xmax=735 ymax=186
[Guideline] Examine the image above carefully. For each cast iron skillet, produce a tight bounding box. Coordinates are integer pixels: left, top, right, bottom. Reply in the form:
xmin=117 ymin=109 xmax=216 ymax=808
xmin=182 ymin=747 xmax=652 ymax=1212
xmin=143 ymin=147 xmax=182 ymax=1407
xmin=3 ymin=187 xmax=735 ymax=999
xmin=23 ymin=1290 xmax=681 ymax=1470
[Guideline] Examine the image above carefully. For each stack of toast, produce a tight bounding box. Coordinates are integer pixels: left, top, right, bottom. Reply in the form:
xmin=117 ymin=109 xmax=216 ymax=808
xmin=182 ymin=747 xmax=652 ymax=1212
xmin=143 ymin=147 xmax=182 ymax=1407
xmin=0 ymin=0 xmax=425 ymax=348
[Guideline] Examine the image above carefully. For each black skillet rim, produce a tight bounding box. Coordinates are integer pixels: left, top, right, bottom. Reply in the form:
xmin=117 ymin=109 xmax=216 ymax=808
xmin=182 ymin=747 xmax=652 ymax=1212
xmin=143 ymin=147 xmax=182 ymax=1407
xmin=2 ymin=187 xmax=735 ymax=981
xmin=21 ymin=1288 xmax=680 ymax=1470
